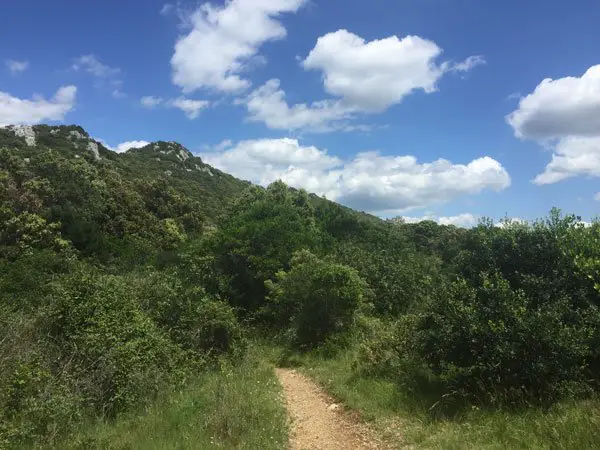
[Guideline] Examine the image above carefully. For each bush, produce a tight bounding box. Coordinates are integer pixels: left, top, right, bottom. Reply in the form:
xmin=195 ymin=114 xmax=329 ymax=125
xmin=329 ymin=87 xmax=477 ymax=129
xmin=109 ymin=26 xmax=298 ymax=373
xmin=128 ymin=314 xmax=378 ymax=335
xmin=213 ymin=182 xmax=322 ymax=313
xmin=186 ymin=298 xmax=245 ymax=357
xmin=47 ymin=271 xmax=188 ymax=416
xmin=415 ymin=273 xmax=596 ymax=407
xmin=133 ymin=271 xmax=245 ymax=359
xmin=0 ymin=358 xmax=81 ymax=447
xmin=354 ymin=316 xmax=412 ymax=378
xmin=266 ymin=250 xmax=366 ymax=348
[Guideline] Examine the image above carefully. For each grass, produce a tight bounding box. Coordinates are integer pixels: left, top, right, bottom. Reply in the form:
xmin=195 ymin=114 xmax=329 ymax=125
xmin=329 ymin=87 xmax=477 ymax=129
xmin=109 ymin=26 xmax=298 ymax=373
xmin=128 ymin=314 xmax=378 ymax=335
xmin=58 ymin=345 xmax=288 ymax=450
xmin=278 ymin=344 xmax=600 ymax=449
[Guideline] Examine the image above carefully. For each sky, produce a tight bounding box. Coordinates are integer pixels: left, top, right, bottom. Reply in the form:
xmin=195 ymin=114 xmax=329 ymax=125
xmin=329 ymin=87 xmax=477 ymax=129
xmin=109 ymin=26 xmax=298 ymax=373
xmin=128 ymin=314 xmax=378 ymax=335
xmin=1 ymin=0 xmax=600 ymax=226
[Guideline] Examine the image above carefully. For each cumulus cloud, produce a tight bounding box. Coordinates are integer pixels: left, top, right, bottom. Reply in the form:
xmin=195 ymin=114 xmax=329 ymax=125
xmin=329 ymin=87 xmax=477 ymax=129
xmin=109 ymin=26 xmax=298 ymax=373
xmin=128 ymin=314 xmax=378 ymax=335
xmin=594 ymin=192 xmax=600 ymax=202
xmin=508 ymin=65 xmax=600 ymax=184
xmin=400 ymin=213 xmax=480 ymax=228
xmin=201 ymin=138 xmax=510 ymax=214
xmin=0 ymin=85 xmax=77 ymax=126
xmin=72 ymin=54 xmax=120 ymax=78
xmin=167 ymin=97 xmax=209 ymax=119
xmin=6 ymin=60 xmax=29 ymax=75
xmin=72 ymin=54 xmax=125 ymax=98
xmin=114 ymin=140 xmax=150 ymax=153
xmin=210 ymin=139 xmax=234 ymax=152
xmin=533 ymin=137 xmax=600 ymax=185
xmin=336 ymin=153 xmax=510 ymax=214
xmin=240 ymin=79 xmax=356 ymax=132
xmin=202 ymin=138 xmax=342 ymax=198
xmin=238 ymin=30 xmax=483 ymax=131
xmin=450 ymin=55 xmax=486 ymax=73
xmin=302 ymin=29 xmax=484 ymax=112
xmin=140 ymin=95 xmax=209 ymax=119
xmin=507 ymin=65 xmax=600 ymax=140
xmin=171 ymin=0 xmax=306 ymax=93
xmin=140 ymin=96 xmax=164 ymax=108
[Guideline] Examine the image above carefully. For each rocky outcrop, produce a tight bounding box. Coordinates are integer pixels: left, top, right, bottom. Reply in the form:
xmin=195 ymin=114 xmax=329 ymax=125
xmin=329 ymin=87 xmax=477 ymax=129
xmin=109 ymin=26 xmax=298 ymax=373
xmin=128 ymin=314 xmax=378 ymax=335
xmin=87 ymin=141 xmax=100 ymax=160
xmin=9 ymin=125 xmax=36 ymax=146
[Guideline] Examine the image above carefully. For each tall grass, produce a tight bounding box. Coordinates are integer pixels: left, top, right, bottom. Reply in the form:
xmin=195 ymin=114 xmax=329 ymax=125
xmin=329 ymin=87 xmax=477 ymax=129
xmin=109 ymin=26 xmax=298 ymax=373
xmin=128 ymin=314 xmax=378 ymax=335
xmin=58 ymin=345 xmax=288 ymax=450
xmin=282 ymin=344 xmax=600 ymax=449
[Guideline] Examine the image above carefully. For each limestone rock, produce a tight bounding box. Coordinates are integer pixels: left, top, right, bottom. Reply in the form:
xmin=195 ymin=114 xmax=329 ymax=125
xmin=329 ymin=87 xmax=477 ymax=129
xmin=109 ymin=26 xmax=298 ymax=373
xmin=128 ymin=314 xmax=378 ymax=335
xmin=10 ymin=125 xmax=36 ymax=146
xmin=87 ymin=141 xmax=100 ymax=160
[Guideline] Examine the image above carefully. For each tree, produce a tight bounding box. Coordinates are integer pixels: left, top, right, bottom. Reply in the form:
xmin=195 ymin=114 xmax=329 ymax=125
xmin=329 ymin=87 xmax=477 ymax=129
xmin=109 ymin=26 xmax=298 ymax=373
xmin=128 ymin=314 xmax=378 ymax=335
xmin=266 ymin=250 xmax=366 ymax=347
xmin=213 ymin=182 xmax=323 ymax=313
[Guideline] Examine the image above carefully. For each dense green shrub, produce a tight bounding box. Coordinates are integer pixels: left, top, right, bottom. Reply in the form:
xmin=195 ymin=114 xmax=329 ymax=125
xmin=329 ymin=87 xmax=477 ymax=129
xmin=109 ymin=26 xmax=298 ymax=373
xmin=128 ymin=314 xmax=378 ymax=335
xmin=133 ymin=271 xmax=245 ymax=358
xmin=187 ymin=298 xmax=245 ymax=357
xmin=0 ymin=357 xmax=81 ymax=447
xmin=266 ymin=250 xmax=366 ymax=348
xmin=213 ymin=182 xmax=323 ymax=313
xmin=415 ymin=273 xmax=597 ymax=407
xmin=47 ymin=271 xmax=188 ymax=416
xmin=333 ymin=241 xmax=440 ymax=315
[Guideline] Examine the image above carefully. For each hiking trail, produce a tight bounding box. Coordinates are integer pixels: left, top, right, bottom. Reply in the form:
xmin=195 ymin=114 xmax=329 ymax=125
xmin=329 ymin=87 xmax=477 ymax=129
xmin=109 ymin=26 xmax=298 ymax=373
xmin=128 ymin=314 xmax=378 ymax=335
xmin=275 ymin=368 xmax=390 ymax=450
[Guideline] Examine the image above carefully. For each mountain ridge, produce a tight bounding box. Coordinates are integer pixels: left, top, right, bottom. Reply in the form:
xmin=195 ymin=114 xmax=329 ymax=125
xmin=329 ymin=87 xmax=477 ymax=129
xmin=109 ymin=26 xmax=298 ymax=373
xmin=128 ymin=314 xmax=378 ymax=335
xmin=0 ymin=124 xmax=250 ymax=218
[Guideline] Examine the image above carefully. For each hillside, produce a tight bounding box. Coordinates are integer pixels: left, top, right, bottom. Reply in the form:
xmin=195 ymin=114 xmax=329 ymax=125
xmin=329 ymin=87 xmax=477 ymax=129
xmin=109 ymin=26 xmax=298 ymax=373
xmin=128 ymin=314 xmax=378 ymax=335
xmin=1 ymin=124 xmax=248 ymax=219
xmin=0 ymin=124 xmax=251 ymax=263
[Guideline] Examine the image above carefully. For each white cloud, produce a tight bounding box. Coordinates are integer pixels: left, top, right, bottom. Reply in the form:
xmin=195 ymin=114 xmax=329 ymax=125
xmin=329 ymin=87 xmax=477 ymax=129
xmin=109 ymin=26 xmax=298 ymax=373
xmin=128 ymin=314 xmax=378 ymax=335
xmin=201 ymin=138 xmax=510 ymax=214
xmin=533 ymin=136 xmax=600 ymax=185
xmin=167 ymin=97 xmax=209 ymax=119
xmin=211 ymin=139 xmax=233 ymax=152
xmin=0 ymin=86 xmax=77 ymax=126
xmin=336 ymin=153 xmax=509 ymax=214
xmin=594 ymin=192 xmax=600 ymax=202
xmin=240 ymin=79 xmax=356 ymax=132
xmin=140 ymin=95 xmax=209 ymax=119
xmin=450 ymin=55 xmax=486 ymax=73
xmin=238 ymin=31 xmax=483 ymax=131
xmin=140 ymin=96 xmax=164 ymax=108
xmin=202 ymin=138 xmax=342 ymax=198
xmin=507 ymin=65 xmax=600 ymax=140
xmin=171 ymin=0 xmax=306 ymax=93
xmin=112 ymin=89 xmax=127 ymax=99
xmin=160 ymin=3 xmax=174 ymax=15
xmin=438 ymin=214 xmax=479 ymax=227
xmin=302 ymin=29 xmax=483 ymax=112
xmin=72 ymin=54 xmax=124 ymax=97
xmin=6 ymin=60 xmax=29 ymax=75
xmin=114 ymin=140 xmax=151 ymax=153
xmin=400 ymin=213 xmax=479 ymax=228
xmin=507 ymin=65 xmax=600 ymax=185
xmin=72 ymin=54 xmax=120 ymax=78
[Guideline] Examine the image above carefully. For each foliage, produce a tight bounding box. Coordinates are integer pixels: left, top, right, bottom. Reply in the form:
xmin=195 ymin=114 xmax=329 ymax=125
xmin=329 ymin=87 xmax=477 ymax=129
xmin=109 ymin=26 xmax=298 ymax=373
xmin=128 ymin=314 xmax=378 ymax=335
xmin=266 ymin=250 xmax=366 ymax=348
xmin=46 ymin=270 xmax=189 ymax=416
xmin=63 ymin=346 xmax=288 ymax=450
xmin=416 ymin=273 xmax=597 ymax=407
xmin=3 ymin=125 xmax=600 ymax=447
xmin=212 ymin=182 xmax=323 ymax=313
xmin=135 ymin=271 xmax=244 ymax=357
xmin=566 ymin=221 xmax=600 ymax=292
xmin=332 ymin=241 xmax=440 ymax=316
xmin=286 ymin=343 xmax=600 ymax=450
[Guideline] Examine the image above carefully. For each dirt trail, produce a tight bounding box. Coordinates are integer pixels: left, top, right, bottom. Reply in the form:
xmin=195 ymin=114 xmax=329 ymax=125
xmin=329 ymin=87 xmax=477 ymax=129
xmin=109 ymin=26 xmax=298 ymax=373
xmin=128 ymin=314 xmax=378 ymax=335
xmin=275 ymin=368 xmax=389 ymax=450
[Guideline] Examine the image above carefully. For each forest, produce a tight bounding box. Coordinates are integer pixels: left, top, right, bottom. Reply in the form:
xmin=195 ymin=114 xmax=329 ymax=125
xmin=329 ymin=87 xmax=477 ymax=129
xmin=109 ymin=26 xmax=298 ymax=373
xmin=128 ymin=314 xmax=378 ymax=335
xmin=1 ymin=125 xmax=600 ymax=449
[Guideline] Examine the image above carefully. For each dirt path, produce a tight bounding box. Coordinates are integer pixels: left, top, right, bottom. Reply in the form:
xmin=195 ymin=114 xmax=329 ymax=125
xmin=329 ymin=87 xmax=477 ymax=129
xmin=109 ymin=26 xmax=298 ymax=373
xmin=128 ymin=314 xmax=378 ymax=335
xmin=275 ymin=368 xmax=389 ymax=450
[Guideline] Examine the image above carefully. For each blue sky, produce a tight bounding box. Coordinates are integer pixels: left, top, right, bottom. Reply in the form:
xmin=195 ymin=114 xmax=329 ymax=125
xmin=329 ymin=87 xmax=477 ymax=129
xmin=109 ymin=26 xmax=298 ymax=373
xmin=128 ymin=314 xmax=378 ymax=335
xmin=2 ymin=0 xmax=600 ymax=225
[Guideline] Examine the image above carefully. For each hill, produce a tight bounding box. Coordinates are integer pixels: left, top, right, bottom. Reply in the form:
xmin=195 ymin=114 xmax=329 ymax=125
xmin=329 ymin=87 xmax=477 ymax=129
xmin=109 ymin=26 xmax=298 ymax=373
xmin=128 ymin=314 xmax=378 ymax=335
xmin=0 ymin=124 xmax=249 ymax=262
